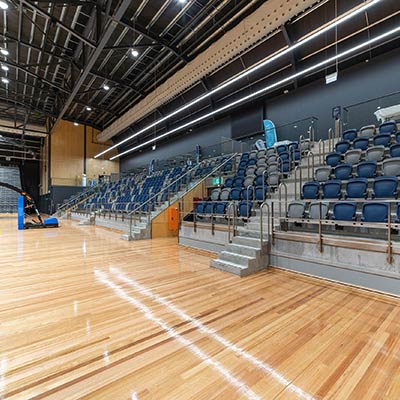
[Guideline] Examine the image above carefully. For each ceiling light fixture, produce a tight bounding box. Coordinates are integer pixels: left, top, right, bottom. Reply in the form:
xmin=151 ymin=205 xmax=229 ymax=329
xmin=86 ymin=106 xmax=92 ymax=111
xmin=95 ymin=0 xmax=384 ymax=159
xmin=74 ymin=122 xmax=79 ymax=126
xmin=0 ymin=2 xmax=8 ymax=10
xmin=103 ymin=84 xmax=110 ymax=91
xmin=110 ymin=25 xmax=400 ymax=160
xmin=0 ymin=48 xmax=9 ymax=56
xmin=1 ymin=65 xmax=8 ymax=71
xmin=1 ymin=77 xmax=9 ymax=84
xmin=131 ymin=49 xmax=139 ymax=58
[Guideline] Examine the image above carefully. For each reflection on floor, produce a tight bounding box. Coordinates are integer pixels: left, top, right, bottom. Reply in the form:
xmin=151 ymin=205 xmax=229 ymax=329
xmin=1 ymin=218 xmax=399 ymax=400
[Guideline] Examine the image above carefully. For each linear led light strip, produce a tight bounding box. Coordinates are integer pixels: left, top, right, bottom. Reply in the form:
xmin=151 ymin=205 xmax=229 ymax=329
xmin=111 ymin=25 xmax=400 ymax=160
xmin=95 ymin=0 xmax=384 ymax=159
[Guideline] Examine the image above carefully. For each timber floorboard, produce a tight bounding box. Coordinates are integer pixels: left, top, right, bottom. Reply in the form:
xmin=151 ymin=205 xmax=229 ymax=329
xmin=0 ymin=218 xmax=399 ymax=400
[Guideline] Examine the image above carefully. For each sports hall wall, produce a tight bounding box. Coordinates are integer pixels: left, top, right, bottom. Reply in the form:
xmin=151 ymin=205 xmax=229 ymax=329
xmin=119 ymin=47 xmax=400 ymax=171
xmin=39 ymin=120 xmax=119 ymax=212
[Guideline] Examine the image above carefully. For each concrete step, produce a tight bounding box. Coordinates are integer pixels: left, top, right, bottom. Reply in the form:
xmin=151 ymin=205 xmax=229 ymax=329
xmin=226 ymin=243 xmax=261 ymax=257
xmin=232 ymin=235 xmax=263 ymax=248
xmin=219 ymin=251 xmax=256 ymax=268
xmin=210 ymin=259 xmax=250 ymax=277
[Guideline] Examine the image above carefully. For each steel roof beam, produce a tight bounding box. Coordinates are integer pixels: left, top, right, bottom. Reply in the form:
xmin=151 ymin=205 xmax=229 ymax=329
xmin=51 ymin=0 xmax=133 ymax=131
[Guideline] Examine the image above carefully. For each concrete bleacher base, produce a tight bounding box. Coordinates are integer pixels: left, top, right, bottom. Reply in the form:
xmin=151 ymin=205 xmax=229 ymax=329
xmin=271 ymin=237 xmax=400 ymax=296
xmin=179 ymin=223 xmax=400 ymax=295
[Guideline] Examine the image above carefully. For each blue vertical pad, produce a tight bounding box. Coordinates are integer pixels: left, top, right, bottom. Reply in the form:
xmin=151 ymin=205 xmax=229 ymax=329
xmin=18 ymin=195 xmax=24 ymax=230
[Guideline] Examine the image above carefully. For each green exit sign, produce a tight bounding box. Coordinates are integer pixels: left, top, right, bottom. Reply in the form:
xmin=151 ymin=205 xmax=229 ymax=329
xmin=213 ymin=177 xmax=223 ymax=185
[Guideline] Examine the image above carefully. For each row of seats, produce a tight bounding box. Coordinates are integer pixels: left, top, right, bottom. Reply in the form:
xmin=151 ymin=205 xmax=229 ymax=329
xmin=326 ymin=144 xmax=400 ymax=168
xmin=302 ymin=177 xmax=399 ymax=200
xmin=341 ymin=121 xmax=398 ymax=142
xmin=316 ymin=158 xmax=400 ymax=181
xmin=195 ymin=200 xmax=253 ymax=219
xmin=287 ymin=200 xmax=400 ymax=223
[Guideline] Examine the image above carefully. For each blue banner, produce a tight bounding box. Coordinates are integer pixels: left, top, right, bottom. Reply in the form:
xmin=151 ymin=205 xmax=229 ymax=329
xmin=263 ymin=119 xmax=277 ymax=148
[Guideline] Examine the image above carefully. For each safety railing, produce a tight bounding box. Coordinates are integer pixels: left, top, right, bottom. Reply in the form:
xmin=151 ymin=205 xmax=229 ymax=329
xmin=126 ymin=153 xmax=238 ymax=239
xmin=279 ymin=199 xmax=400 ymax=264
xmin=260 ymin=201 xmax=271 ymax=247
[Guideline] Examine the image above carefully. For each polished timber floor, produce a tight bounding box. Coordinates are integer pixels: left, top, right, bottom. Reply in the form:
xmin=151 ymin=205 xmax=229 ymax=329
xmin=1 ymin=218 xmax=400 ymax=400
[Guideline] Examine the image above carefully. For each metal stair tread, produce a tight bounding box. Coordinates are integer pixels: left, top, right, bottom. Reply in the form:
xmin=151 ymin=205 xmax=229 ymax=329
xmin=221 ymin=251 xmax=254 ymax=260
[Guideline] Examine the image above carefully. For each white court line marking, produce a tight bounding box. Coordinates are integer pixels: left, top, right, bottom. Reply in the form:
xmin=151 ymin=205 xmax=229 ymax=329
xmin=95 ymin=270 xmax=261 ymax=400
xmin=110 ymin=267 xmax=315 ymax=400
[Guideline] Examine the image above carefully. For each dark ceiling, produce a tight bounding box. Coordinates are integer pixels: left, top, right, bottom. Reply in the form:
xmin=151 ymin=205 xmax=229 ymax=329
xmin=0 ymin=0 xmax=264 ymax=131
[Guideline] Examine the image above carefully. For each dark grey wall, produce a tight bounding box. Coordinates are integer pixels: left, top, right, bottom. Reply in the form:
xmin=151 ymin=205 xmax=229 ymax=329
xmin=267 ymin=47 xmax=400 ymax=141
xmin=121 ymin=116 xmax=231 ymax=171
xmin=120 ymin=48 xmax=400 ymax=170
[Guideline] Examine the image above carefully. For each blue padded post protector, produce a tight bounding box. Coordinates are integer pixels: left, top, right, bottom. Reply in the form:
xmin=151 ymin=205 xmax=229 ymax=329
xmin=18 ymin=195 xmax=24 ymax=230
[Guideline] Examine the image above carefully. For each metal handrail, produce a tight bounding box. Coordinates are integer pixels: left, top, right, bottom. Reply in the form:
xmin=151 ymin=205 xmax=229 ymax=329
xmin=306 ymin=151 xmax=315 ymax=181
xmin=227 ymin=202 xmax=237 ymax=243
xmin=318 ymin=139 xmax=326 ymax=166
xmin=328 ymin=128 xmax=334 ymax=153
xmin=308 ymin=125 xmax=315 ymax=147
xmin=55 ymin=185 xmax=99 ymax=215
xmin=260 ymin=201 xmax=271 ymax=247
xmin=278 ymin=182 xmax=288 ymax=218
xmin=262 ymin=169 xmax=269 ymax=202
xmin=294 ymin=165 xmax=302 ymax=200
xmin=128 ymin=152 xmax=238 ymax=219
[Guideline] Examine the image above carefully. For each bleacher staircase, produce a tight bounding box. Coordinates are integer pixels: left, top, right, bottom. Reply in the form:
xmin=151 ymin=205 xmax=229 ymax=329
xmin=211 ymin=137 xmax=335 ymax=276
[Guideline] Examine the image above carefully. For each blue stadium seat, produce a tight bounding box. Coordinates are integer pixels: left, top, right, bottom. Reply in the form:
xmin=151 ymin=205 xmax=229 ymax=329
xmin=373 ymin=177 xmax=398 ymax=198
xmin=230 ymin=187 xmax=242 ymax=201
xmin=322 ymin=180 xmax=341 ymax=199
xmin=333 ymin=202 xmax=357 ymax=221
xmin=362 ymin=202 xmax=389 ymax=223
xmin=195 ymin=202 xmax=206 ymax=215
xmin=335 ymin=140 xmax=351 ymax=154
xmin=302 ymin=181 xmax=320 ymax=199
xmin=352 ymin=137 xmax=369 ymax=151
xmin=237 ymin=168 xmax=246 ymax=177
xmin=204 ymin=202 xmax=215 ymax=215
xmin=255 ymin=186 xmax=268 ymax=202
xmin=241 ymin=188 xmax=254 ymax=200
xmin=276 ymin=144 xmax=287 ymax=154
xmin=247 ymin=158 xmax=257 ymax=166
xmin=397 ymin=203 xmax=400 ymax=223
xmin=373 ymin=133 xmax=391 ymax=147
xmin=280 ymin=159 xmax=291 ymax=173
xmin=379 ymin=120 xmax=397 ymax=135
xmin=279 ymin=151 xmax=290 ymax=161
xmin=334 ymin=163 xmax=352 ymax=180
xmin=342 ymin=129 xmax=357 ymax=142
xmin=357 ymin=161 xmax=377 ymax=178
xmin=390 ymin=144 xmax=400 ymax=158
xmin=255 ymin=174 xmax=266 ymax=186
xmin=232 ymin=177 xmax=244 ymax=187
xmin=215 ymin=202 xmax=228 ymax=216
xmin=396 ymin=132 xmax=400 ymax=144
xmin=224 ymin=178 xmax=233 ymax=188
xmin=345 ymin=178 xmax=368 ymax=199
xmin=326 ymin=153 xmax=342 ymax=167
xmin=238 ymin=201 xmax=253 ymax=218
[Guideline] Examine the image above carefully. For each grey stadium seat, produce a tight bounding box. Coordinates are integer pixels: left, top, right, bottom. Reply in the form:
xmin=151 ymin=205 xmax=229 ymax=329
xmin=314 ymin=166 xmax=331 ymax=182
xmin=256 ymin=157 xmax=267 ymax=166
xmin=366 ymin=146 xmax=385 ymax=162
xmin=257 ymin=150 xmax=266 ymax=158
xmin=287 ymin=201 xmax=306 ymax=218
xmin=359 ymin=125 xmax=376 ymax=138
xmin=249 ymin=150 xmax=258 ymax=159
xmin=243 ymin=175 xmax=255 ymax=187
xmin=344 ymin=149 xmax=362 ymax=165
xmin=267 ymin=155 xmax=278 ymax=164
xmin=256 ymin=166 xmax=266 ymax=176
xmin=266 ymin=148 xmax=276 ymax=157
xmin=210 ymin=188 xmax=221 ymax=201
xmin=309 ymin=201 xmax=330 ymax=219
xmin=267 ymin=172 xmax=280 ymax=187
xmin=382 ymin=158 xmax=400 ymax=176
xmin=246 ymin=166 xmax=256 ymax=176
xmin=220 ymin=188 xmax=231 ymax=201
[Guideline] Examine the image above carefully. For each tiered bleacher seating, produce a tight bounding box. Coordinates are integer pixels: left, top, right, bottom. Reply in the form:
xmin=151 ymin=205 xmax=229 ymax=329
xmin=76 ymin=155 xmax=234 ymax=216
xmin=195 ymin=142 xmax=300 ymax=221
xmin=291 ymin=120 xmax=400 ymax=227
xmin=0 ymin=166 xmax=21 ymax=213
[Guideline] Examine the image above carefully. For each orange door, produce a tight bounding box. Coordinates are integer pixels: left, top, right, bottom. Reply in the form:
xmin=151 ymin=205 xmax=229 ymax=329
xmin=168 ymin=207 xmax=179 ymax=231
